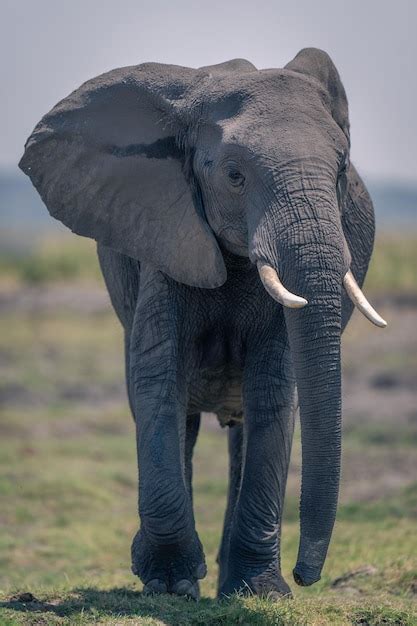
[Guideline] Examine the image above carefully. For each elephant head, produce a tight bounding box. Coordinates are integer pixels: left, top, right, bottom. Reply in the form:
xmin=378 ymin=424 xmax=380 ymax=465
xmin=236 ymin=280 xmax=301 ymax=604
xmin=19 ymin=48 xmax=386 ymax=586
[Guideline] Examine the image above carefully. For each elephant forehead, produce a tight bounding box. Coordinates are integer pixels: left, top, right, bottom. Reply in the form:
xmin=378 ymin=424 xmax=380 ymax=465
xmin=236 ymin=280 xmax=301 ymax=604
xmin=194 ymin=72 xmax=335 ymax=150
xmin=217 ymin=106 xmax=339 ymax=162
xmin=197 ymin=68 xmax=326 ymax=115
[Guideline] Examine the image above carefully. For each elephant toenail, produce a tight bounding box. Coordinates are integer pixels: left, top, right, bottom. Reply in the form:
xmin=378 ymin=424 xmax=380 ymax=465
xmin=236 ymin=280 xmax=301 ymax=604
xmin=143 ymin=579 xmax=167 ymax=595
xmin=172 ymin=579 xmax=200 ymax=600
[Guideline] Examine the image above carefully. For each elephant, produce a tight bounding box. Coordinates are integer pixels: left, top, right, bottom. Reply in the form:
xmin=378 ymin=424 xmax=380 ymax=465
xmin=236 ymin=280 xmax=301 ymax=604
xmin=19 ymin=48 xmax=387 ymax=600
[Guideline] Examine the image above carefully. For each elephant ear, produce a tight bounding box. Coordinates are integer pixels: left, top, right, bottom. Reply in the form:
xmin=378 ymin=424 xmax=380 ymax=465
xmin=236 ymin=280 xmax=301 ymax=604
xmin=285 ymin=47 xmax=350 ymax=143
xmin=19 ymin=64 xmax=226 ymax=288
xmin=341 ymin=163 xmax=375 ymax=281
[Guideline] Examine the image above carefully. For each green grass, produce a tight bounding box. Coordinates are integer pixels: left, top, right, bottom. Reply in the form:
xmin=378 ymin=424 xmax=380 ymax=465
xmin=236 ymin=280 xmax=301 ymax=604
xmin=0 ymin=310 xmax=124 ymax=406
xmin=365 ymin=235 xmax=417 ymax=296
xmin=0 ymin=236 xmax=101 ymax=286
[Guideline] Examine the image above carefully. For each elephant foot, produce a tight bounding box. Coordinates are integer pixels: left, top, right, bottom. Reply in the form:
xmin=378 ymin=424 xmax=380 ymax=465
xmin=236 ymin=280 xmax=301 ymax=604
xmin=131 ymin=528 xmax=207 ymax=600
xmin=218 ymin=559 xmax=292 ymax=600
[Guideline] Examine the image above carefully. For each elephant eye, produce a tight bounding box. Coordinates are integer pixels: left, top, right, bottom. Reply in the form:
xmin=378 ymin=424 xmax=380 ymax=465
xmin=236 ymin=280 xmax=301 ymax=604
xmin=228 ymin=169 xmax=245 ymax=188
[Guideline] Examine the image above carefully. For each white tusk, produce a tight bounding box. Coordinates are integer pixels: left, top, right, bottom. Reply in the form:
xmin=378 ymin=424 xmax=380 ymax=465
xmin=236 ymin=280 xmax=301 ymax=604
xmin=257 ymin=262 xmax=308 ymax=309
xmin=343 ymin=269 xmax=387 ymax=328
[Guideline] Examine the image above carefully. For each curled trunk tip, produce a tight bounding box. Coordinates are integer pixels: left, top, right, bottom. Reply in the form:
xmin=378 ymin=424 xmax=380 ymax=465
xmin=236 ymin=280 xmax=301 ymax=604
xmin=293 ymin=564 xmax=321 ymax=586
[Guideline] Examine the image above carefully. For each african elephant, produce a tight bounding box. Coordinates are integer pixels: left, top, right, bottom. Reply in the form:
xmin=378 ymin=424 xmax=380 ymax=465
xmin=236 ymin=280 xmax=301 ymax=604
xmin=19 ymin=48 xmax=386 ymax=600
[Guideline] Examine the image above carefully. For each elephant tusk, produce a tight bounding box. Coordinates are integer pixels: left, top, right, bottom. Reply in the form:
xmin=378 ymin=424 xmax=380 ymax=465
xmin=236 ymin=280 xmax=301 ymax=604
xmin=343 ymin=269 xmax=387 ymax=328
xmin=257 ymin=262 xmax=308 ymax=309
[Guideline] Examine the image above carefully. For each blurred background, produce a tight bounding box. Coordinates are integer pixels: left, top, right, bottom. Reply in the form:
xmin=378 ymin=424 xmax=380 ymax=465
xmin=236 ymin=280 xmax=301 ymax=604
xmin=1 ymin=0 xmax=416 ymax=623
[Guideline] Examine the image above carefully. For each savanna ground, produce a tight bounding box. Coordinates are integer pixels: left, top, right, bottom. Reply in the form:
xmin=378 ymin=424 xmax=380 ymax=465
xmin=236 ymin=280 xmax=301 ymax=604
xmin=0 ymin=234 xmax=416 ymax=625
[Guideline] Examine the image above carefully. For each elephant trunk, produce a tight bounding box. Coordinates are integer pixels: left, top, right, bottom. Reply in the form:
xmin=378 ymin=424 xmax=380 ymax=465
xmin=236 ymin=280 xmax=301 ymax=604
xmin=249 ymin=183 xmax=346 ymax=585
xmin=284 ymin=273 xmax=342 ymax=586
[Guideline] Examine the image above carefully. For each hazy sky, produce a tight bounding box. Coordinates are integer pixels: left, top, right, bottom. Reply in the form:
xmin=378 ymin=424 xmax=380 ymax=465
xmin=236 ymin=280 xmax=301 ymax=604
xmin=2 ymin=0 xmax=416 ymax=182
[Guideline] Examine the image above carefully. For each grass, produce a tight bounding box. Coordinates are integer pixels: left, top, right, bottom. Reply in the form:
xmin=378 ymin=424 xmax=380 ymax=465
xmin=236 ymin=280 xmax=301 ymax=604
xmin=0 ymin=311 xmax=123 ymax=405
xmin=1 ymin=233 xmax=417 ymax=297
xmin=0 ymin=236 xmax=101 ymax=286
xmin=365 ymin=235 xmax=417 ymax=296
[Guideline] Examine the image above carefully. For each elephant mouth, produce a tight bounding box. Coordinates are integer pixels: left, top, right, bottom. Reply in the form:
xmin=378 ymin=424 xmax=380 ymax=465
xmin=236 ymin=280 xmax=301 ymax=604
xmin=257 ymin=261 xmax=387 ymax=328
xmin=215 ymin=225 xmax=249 ymax=258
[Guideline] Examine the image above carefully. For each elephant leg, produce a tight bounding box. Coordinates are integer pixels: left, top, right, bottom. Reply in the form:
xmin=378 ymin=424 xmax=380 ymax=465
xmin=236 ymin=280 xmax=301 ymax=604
xmin=131 ymin=382 xmax=206 ymax=599
xmin=217 ymin=423 xmax=244 ymax=594
xmin=130 ymin=272 xmax=206 ymax=599
xmin=185 ymin=413 xmax=201 ymax=502
xmin=218 ymin=335 xmax=295 ymax=600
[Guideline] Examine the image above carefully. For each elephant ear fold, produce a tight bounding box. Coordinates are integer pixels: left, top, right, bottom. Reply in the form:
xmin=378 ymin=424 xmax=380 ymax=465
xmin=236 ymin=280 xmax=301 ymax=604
xmin=285 ymin=48 xmax=350 ymax=143
xmin=19 ymin=64 xmax=226 ymax=288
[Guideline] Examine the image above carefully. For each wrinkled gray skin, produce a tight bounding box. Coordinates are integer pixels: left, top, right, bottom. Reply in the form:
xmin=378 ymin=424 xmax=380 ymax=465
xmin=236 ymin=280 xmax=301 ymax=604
xmin=19 ymin=48 xmax=375 ymax=600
